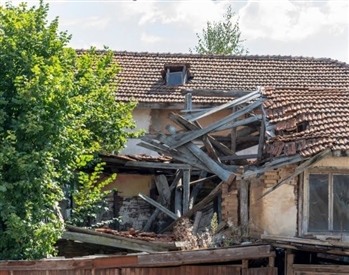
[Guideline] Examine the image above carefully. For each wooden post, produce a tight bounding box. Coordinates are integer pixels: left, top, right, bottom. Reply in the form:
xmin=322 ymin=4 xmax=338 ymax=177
xmin=175 ymin=178 xmax=182 ymax=217
xmin=231 ymin=106 xmax=237 ymax=154
xmin=257 ymin=114 xmax=265 ymax=161
xmin=192 ymin=211 xmax=203 ymax=235
xmin=185 ymin=93 xmax=192 ymax=111
xmin=182 ymin=169 xmax=191 ymax=214
xmin=239 ymin=179 xmax=249 ymax=236
xmin=286 ymin=250 xmax=295 ymax=275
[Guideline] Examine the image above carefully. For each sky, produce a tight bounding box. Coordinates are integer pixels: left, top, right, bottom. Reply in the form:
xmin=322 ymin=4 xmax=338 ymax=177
xmin=5 ymin=0 xmax=349 ymax=63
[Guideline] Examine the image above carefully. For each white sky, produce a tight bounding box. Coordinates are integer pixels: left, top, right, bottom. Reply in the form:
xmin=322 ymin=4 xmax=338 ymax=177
xmin=6 ymin=0 xmax=349 ymax=63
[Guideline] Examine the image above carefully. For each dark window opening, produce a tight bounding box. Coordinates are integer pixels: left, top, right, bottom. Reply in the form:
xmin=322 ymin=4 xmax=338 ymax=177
xmin=161 ymin=63 xmax=192 ymax=86
xmin=308 ymin=172 xmax=349 ymax=232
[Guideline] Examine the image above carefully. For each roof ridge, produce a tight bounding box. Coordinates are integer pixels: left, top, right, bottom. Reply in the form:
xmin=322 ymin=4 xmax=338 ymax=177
xmin=75 ymin=49 xmax=349 ymax=69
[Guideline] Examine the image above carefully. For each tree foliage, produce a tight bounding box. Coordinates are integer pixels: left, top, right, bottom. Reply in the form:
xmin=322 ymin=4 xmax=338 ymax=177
xmin=190 ymin=5 xmax=247 ymax=55
xmin=0 ymin=1 xmax=141 ymax=259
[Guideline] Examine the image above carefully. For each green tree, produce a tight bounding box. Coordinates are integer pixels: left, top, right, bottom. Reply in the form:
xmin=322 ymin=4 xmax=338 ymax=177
xmin=190 ymin=5 xmax=247 ymax=55
xmin=0 ymin=1 xmax=141 ymax=259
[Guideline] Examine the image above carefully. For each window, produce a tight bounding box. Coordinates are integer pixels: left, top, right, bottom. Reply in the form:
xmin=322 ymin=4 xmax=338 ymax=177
xmin=306 ymin=171 xmax=349 ymax=233
xmin=162 ymin=63 xmax=191 ymax=86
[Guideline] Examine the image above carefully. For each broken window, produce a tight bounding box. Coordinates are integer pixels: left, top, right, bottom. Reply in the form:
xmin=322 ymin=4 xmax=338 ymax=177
xmin=308 ymin=172 xmax=349 ymax=232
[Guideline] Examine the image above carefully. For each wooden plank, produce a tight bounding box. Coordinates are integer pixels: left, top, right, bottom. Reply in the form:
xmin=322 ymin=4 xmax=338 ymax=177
xmin=169 ymin=99 xmax=264 ymax=149
xmin=286 ymin=252 xmax=294 ymax=275
xmin=137 ymin=245 xmax=273 ymax=266
xmin=259 ymin=148 xmax=331 ymax=198
xmin=164 ymin=125 xmax=231 ymax=181
xmin=190 ymin=174 xmax=217 ymax=185
xmin=168 ymin=112 xmax=236 ymax=156
xmin=189 ymin=170 xmax=208 ymax=209
xmin=181 ymin=89 xmax=256 ymax=98
xmin=257 ymin=117 xmax=265 ymax=160
xmin=138 ymin=140 xmax=209 ymax=172
xmin=142 ymin=208 xmax=160 ymax=232
xmin=0 ymin=258 xmax=94 ymax=271
xmin=192 ymin=211 xmax=203 ymax=235
xmin=154 ymin=174 xmax=171 ymax=204
xmin=183 ymin=88 xmax=261 ymax=122
xmin=162 ymin=175 xmax=235 ymax=233
xmin=239 ymin=179 xmax=249 ymax=234
xmin=184 ymin=93 xmax=192 ymax=111
xmin=125 ymin=161 xmax=191 ymax=170
xmin=175 ymin=180 xmax=182 ymax=217
xmin=214 ymin=114 xmax=262 ymax=132
xmin=62 ymin=231 xmax=167 ymax=253
xmin=243 ymin=154 xmax=305 ymax=178
xmin=138 ymin=193 xmax=178 ymax=220
xmin=184 ymin=141 xmax=233 ymax=182
xmin=293 ymin=264 xmax=349 ymax=273
xmin=169 ymin=169 xmax=183 ymax=192
xmin=231 ymin=106 xmax=237 ymax=156
xmin=182 ymin=169 xmax=191 ymax=214
xmin=220 ymin=154 xmax=258 ymax=161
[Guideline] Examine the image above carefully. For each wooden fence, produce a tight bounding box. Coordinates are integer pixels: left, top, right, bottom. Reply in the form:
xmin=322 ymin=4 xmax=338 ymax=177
xmin=0 ymin=245 xmax=277 ymax=275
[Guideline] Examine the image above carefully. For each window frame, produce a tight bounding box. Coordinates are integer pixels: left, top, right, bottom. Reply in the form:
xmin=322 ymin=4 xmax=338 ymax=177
xmin=303 ymin=168 xmax=349 ymax=235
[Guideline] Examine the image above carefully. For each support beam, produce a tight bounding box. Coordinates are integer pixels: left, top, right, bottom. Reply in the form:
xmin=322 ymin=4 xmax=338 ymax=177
xmin=181 ymin=89 xmax=256 ymax=98
xmin=169 ymin=99 xmax=264 ymax=149
xmin=182 ymin=169 xmax=191 ymax=214
xmin=239 ymin=179 xmax=249 ymax=236
xmin=138 ymin=193 xmax=178 ymax=220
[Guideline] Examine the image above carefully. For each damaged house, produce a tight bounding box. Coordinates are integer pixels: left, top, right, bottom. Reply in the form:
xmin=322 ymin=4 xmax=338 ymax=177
xmin=63 ymin=51 xmax=349 ymax=274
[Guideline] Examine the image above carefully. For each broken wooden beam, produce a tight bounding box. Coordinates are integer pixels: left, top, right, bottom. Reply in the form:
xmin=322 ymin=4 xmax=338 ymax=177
xmin=63 ymin=226 xmax=174 ymax=253
xmin=169 ymin=99 xmax=264 ymax=149
xmin=125 ymin=161 xmax=191 ymax=170
xmin=181 ymin=89 xmax=256 ymax=98
xmin=138 ymin=193 xmax=178 ymax=220
xmin=183 ymin=88 xmax=261 ymax=122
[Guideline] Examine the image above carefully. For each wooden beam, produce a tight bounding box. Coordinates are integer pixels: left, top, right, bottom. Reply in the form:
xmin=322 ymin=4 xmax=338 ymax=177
xmin=190 ymin=174 xmax=217 ymax=185
xmin=169 ymin=99 xmax=264 ymax=149
xmin=138 ymin=139 xmax=209 ymax=172
xmin=143 ymin=208 xmax=160 ymax=232
xmin=257 ymin=117 xmax=265 ymax=161
xmin=239 ymin=179 xmax=249 ymax=234
xmin=183 ymin=88 xmax=261 ymax=122
xmin=192 ymin=211 xmax=203 ymax=235
xmin=189 ymin=170 xmax=208 ymax=209
xmin=137 ymin=245 xmax=274 ymax=266
xmin=182 ymin=169 xmax=191 ymax=214
xmin=168 ymin=112 xmax=236 ymax=156
xmin=155 ymin=174 xmax=171 ymax=205
xmin=181 ymin=89 xmax=256 ymax=98
xmin=243 ymin=154 xmax=305 ymax=178
xmin=169 ymin=169 xmax=183 ymax=192
xmin=214 ymin=114 xmax=262 ymax=132
xmin=162 ymin=175 xmax=235 ymax=233
xmin=184 ymin=92 xmax=192 ymax=111
xmin=175 ymin=180 xmax=182 ymax=217
xmin=138 ymin=193 xmax=178 ymax=220
xmin=62 ymin=231 xmax=168 ymax=253
xmin=165 ymin=125 xmax=232 ymax=181
xmin=259 ymin=148 xmax=331 ymax=199
xmin=125 ymin=161 xmax=191 ymax=170
xmin=220 ymin=154 xmax=258 ymax=161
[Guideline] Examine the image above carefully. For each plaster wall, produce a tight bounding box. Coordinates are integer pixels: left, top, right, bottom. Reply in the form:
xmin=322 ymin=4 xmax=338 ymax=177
xmin=312 ymin=156 xmax=349 ymax=169
xmin=121 ymin=108 xmax=156 ymax=155
xmin=106 ymin=173 xmax=152 ymax=197
xmin=249 ymin=175 xmax=297 ymax=237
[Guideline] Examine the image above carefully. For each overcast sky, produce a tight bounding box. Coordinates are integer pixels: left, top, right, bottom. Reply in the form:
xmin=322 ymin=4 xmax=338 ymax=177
xmin=7 ymin=0 xmax=349 ymax=63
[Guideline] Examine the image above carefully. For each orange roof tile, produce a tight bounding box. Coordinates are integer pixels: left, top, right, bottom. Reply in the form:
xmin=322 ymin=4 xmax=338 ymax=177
xmin=91 ymin=51 xmax=349 ymax=104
